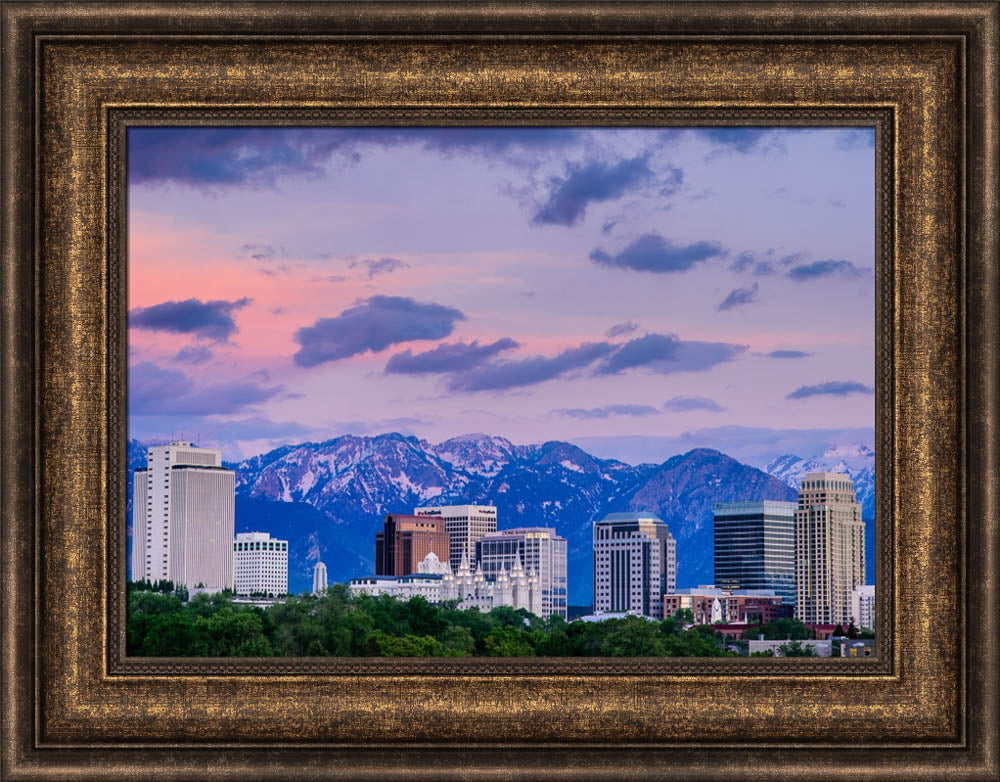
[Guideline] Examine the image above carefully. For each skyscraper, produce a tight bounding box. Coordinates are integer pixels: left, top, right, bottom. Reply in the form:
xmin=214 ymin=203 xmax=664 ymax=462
xmin=312 ymin=561 xmax=328 ymax=595
xmin=713 ymin=500 xmax=797 ymax=607
xmin=476 ymin=527 xmax=568 ymax=618
xmin=234 ymin=532 xmax=288 ymax=597
xmin=131 ymin=441 xmax=235 ymax=590
xmin=413 ymin=504 xmax=497 ymax=571
xmin=795 ymin=472 xmax=866 ymax=625
xmin=375 ymin=514 xmax=450 ymax=576
xmin=851 ymin=584 xmax=876 ymax=629
xmin=592 ymin=511 xmax=676 ymax=619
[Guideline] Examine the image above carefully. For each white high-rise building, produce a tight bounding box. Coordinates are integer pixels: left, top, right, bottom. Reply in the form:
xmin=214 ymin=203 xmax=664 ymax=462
xmin=312 ymin=561 xmax=328 ymax=595
xmin=475 ymin=527 xmax=568 ymax=618
xmin=592 ymin=512 xmax=676 ymax=619
xmin=413 ymin=503 xmax=497 ymax=571
xmin=233 ymin=532 xmax=288 ymax=597
xmin=131 ymin=441 xmax=235 ymax=589
xmin=851 ymin=584 xmax=876 ymax=630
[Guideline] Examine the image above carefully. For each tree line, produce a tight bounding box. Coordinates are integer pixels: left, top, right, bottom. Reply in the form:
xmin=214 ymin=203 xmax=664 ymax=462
xmin=126 ymin=582 xmax=795 ymax=657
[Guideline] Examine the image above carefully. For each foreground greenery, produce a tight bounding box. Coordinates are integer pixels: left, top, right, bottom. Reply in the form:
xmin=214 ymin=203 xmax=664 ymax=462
xmin=127 ymin=582 xmax=752 ymax=657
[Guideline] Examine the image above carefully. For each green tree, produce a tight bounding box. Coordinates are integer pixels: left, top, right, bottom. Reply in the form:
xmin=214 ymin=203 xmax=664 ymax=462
xmin=483 ymin=626 xmax=536 ymax=656
xmin=601 ymin=616 xmax=666 ymax=657
xmin=777 ymin=640 xmax=818 ymax=657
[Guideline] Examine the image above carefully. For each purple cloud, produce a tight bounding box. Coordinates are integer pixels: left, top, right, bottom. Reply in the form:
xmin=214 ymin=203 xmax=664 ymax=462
xmin=129 ymin=362 xmax=283 ymax=416
xmin=786 ymin=380 xmax=874 ymax=399
xmin=590 ymin=233 xmax=725 ymax=274
xmin=664 ymin=396 xmax=725 ymax=413
xmin=788 ymin=259 xmax=867 ymax=281
xmin=696 ymin=128 xmax=778 ymax=153
xmin=448 ymin=342 xmax=615 ymax=392
xmin=129 ymin=297 xmax=252 ymax=342
xmin=293 ymin=295 xmax=466 ymax=368
xmin=605 ymin=321 xmax=639 ymax=338
xmin=533 ymin=156 xmax=655 ymax=226
xmin=554 ymin=404 xmax=660 ymax=419
xmin=350 ymin=257 xmax=410 ymax=280
xmin=768 ymin=350 xmax=812 ymax=359
xmin=718 ymin=282 xmax=759 ymax=311
xmin=385 ymin=338 xmax=519 ymax=374
xmin=173 ymin=345 xmax=213 ymax=365
xmin=597 ymin=333 xmax=747 ymax=376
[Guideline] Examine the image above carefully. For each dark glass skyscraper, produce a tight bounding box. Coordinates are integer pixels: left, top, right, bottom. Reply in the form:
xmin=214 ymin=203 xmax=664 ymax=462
xmin=713 ymin=500 xmax=797 ymax=608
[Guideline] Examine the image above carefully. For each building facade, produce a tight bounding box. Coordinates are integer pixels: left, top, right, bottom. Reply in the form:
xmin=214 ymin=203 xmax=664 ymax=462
xmin=312 ymin=561 xmax=328 ymax=595
xmin=713 ymin=500 xmax=797 ymax=607
xmin=851 ymin=584 xmax=876 ymax=629
xmin=475 ymin=527 xmax=568 ymax=618
xmin=234 ymin=532 xmax=288 ymax=597
xmin=375 ymin=513 xmax=450 ymax=576
xmin=440 ymin=550 xmax=543 ymax=616
xmin=413 ymin=504 xmax=497 ymax=571
xmin=592 ymin=512 xmax=677 ymax=619
xmin=349 ymin=573 xmax=446 ymax=603
xmin=795 ymin=472 xmax=866 ymax=625
xmin=663 ymin=586 xmax=788 ymax=625
xmin=131 ymin=441 xmax=235 ymax=590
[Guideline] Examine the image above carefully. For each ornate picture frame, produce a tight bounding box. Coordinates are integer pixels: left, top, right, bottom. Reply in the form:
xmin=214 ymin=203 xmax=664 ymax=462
xmin=2 ymin=2 xmax=996 ymax=779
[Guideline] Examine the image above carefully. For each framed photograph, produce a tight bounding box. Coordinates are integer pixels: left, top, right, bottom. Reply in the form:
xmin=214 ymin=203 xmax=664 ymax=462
xmin=2 ymin=2 xmax=997 ymax=780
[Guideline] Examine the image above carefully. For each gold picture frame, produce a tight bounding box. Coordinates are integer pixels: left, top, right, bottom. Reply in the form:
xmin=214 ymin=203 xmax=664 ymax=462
xmin=2 ymin=2 xmax=997 ymax=779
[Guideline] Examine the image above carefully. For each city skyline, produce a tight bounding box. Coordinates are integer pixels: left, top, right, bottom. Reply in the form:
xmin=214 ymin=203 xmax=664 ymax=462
xmin=128 ymin=127 xmax=875 ymax=463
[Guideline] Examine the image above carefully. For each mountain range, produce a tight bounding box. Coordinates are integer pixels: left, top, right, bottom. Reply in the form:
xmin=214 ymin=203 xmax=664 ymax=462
xmin=127 ymin=433 xmax=875 ymax=605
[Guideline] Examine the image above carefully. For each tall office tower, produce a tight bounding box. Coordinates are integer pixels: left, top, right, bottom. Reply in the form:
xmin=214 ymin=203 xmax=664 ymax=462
xmin=233 ymin=532 xmax=288 ymax=597
xmin=795 ymin=472 xmax=866 ymax=625
xmin=312 ymin=561 xmax=328 ymax=595
xmin=592 ymin=512 xmax=677 ymax=619
xmin=375 ymin=514 xmax=450 ymax=576
xmin=476 ymin=527 xmax=568 ymax=618
xmin=131 ymin=441 xmax=235 ymax=589
xmin=413 ymin=504 xmax=497 ymax=571
xmin=851 ymin=584 xmax=876 ymax=629
xmin=713 ymin=500 xmax=798 ymax=608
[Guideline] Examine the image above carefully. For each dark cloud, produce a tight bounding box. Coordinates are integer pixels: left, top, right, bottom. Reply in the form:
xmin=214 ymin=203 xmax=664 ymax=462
xmin=129 ymin=361 xmax=284 ymax=416
xmin=590 ymin=233 xmax=724 ymax=274
xmin=788 ymin=259 xmax=867 ymax=281
xmin=385 ymin=338 xmax=519 ymax=374
xmin=597 ymin=333 xmax=747 ymax=376
xmin=292 ymin=295 xmax=465 ymax=368
xmin=129 ymin=297 xmax=252 ymax=342
xmin=664 ymin=396 xmax=725 ymax=413
xmin=767 ymin=349 xmax=812 ymax=359
xmin=730 ymin=250 xmax=803 ymax=276
xmin=128 ymin=127 xmax=586 ymax=188
xmin=350 ymin=257 xmax=410 ymax=280
xmin=554 ymin=404 xmax=660 ymax=419
xmin=695 ymin=128 xmax=777 ymax=153
xmin=605 ymin=321 xmax=639 ymax=338
xmin=173 ymin=345 xmax=213 ymax=365
xmin=718 ymin=282 xmax=759 ymax=311
xmin=786 ymin=380 xmax=874 ymax=400
xmin=448 ymin=342 xmax=615 ymax=392
xmin=533 ymin=156 xmax=655 ymax=227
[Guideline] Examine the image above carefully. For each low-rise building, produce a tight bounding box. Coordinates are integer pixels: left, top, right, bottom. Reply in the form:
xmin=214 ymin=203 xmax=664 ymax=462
xmin=748 ymin=639 xmax=833 ymax=657
xmin=663 ymin=586 xmax=788 ymax=625
xmin=348 ymin=573 xmax=445 ymax=603
xmin=234 ymin=532 xmax=288 ymax=597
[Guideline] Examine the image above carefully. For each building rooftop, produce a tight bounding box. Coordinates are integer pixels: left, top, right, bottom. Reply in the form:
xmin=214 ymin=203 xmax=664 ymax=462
xmin=596 ymin=511 xmax=664 ymax=523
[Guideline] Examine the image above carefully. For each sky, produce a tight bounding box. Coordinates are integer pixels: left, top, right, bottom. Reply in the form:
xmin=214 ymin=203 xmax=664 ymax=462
xmin=128 ymin=126 xmax=875 ymax=465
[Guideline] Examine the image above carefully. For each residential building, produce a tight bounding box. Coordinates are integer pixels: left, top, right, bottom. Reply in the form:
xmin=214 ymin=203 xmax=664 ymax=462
xmin=413 ymin=504 xmax=497 ymax=571
xmin=713 ymin=500 xmax=797 ymax=607
xmin=663 ymin=586 xmax=788 ymax=625
xmin=375 ymin=513 xmax=450 ymax=576
xmin=476 ymin=527 xmax=568 ymax=618
xmin=795 ymin=473 xmax=866 ymax=625
xmin=851 ymin=584 xmax=876 ymax=629
xmin=234 ymin=532 xmax=288 ymax=597
xmin=312 ymin=561 xmax=328 ymax=595
xmin=131 ymin=441 xmax=234 ymax=590
xmin=592 ymin=511 xmax=676 ymax=619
